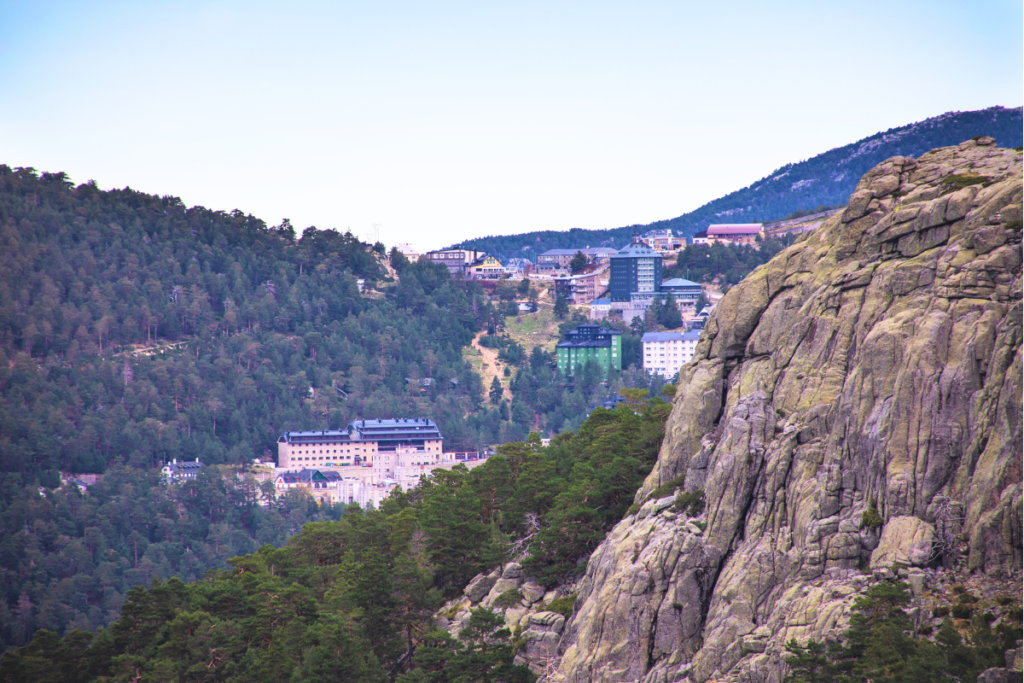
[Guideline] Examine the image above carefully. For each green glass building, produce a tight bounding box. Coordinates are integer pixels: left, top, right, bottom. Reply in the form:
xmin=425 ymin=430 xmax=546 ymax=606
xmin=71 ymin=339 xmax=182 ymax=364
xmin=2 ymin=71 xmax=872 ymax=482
xmin=556 ymin=324 xmax=623 ymax=375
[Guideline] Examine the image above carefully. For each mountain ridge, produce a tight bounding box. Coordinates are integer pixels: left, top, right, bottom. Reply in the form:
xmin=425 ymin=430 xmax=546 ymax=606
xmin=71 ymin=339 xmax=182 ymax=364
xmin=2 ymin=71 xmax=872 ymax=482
xmin=453 ymin=106 xmax=1023 ymax=260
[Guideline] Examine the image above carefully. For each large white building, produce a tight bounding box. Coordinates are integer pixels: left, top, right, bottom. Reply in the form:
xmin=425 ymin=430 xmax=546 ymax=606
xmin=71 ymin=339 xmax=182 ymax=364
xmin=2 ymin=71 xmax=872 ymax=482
xmin=642 ymin=331 xmax=701 ymax=378
xmin=277 ymin=418 xmax=443 ymax=469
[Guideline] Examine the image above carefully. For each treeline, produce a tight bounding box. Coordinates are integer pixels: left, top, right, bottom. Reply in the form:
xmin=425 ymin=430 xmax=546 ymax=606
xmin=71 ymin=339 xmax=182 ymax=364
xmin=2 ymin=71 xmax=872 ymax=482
xmin=0 ymin=466 xmax=345 ymax=653
xmin=453 ymin=106 xmax=1023 ymax=260
xmin=664 ymin=238 xmax=792 ymax=288
xmin=0 ymin=392 xmax=672 ymax=677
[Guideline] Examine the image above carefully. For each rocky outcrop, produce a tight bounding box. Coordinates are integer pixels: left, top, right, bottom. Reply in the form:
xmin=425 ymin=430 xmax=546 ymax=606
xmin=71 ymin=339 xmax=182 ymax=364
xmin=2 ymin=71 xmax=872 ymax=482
xmin=436 ymin=561 xmax=576 ymax=676
xmin=550 ymin=139 xmax=1023 ymax=683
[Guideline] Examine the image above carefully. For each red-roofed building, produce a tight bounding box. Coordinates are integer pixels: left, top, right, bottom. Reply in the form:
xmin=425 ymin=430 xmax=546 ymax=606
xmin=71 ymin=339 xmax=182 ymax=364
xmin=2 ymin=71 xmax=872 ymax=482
xmin=706 ymin=224 xmax=764 ymax=246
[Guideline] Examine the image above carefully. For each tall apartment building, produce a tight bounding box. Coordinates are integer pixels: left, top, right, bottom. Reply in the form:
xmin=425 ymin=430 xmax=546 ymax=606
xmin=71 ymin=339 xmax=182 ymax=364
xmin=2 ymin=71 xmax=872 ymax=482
xmin=556 ymin=324 xmax=622 ymax=375
xmin=609 ymin=235 xmax=662 ymax=303
xmin=642 ymin=331 xmax=701 ymax=377
xmin=277 ymin=418 xmax=443 ymax=468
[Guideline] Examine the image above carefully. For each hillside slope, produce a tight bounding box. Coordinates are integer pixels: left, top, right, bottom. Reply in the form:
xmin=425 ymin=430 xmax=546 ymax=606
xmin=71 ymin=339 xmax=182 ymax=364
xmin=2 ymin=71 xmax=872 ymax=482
xmin=455 ymin=106 xmax=1022 ymax=260
xmin=550 ymin=139 xmax=1023 ymax=682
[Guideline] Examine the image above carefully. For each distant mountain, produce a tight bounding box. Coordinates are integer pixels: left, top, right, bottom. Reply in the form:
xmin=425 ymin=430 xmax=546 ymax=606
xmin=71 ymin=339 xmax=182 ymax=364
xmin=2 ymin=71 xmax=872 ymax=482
xmin=453 ymin=105 xmax=1023 ymax=260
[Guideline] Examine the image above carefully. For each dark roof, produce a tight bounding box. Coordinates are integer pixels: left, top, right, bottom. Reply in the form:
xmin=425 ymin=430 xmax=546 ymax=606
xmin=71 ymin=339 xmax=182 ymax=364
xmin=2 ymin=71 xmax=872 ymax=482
xmin=281 ymin=418 xmax=443 ymax=444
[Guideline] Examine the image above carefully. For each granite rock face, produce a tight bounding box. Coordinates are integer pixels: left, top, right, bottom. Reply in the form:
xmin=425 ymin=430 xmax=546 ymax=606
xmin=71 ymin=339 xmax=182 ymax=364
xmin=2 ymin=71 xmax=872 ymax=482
xmin=551 ymin=140 xmax=1023 ymax=683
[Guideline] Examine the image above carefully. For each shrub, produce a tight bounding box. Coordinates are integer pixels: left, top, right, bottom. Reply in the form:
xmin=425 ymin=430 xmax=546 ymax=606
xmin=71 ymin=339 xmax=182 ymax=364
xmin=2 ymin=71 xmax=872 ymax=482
xmin=626 ymin=502 xmax=642 ymax=517
xmin=861 ymin=503 xmax=883 ymax=530
xmin=996 ymin=595 xmax=1016 ymax=606
xmin=1008 ymin=607 xmax=1023 ymax=623
xmin=951 ymin=604 xmax=975 ymax=619
xmin=957 ymin=592 xmax=978 ymax=605
xmin=673 ymin=490 xmax=706 ymax=517
xmin=951 ymin=584 xmax=966 ymax=594
xmin=647 ymin=475 xmax=688 ymax=501
xmin=932 ymin=606 xmax=950 ymax=618
xmin=917 ymin=625 xmax=933 ymax=636
xmin=547 ymin=594 xmax=577 ymax=618
xmin=493 ymin=589 xmax=524 ymax=609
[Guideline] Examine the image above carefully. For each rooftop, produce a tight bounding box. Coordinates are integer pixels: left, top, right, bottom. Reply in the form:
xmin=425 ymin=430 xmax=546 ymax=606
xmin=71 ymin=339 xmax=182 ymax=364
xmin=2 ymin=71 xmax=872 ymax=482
xmin=642 ymin=331 xmax=701 ymax=342
xmin=661 ymin=278 xmax=701 ymax=288
xmin=611 ymin=234 xmax=658 ymax=258
xmin=707 ymin=224 xmax=764 ymax=235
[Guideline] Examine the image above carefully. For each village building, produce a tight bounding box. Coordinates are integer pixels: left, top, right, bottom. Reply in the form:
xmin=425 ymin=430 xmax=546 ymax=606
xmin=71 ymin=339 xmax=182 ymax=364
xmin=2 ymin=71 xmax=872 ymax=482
xmin=706 ymin=223 xmax=764 ymax=246
xmin=659 ymin=277 xmax=703 ymax=315
xmin=640 ymin=229 xmax=683 ymax=252
xmin=277 ymin=418 xmax=443 ymax=469
xmin=691 ymin=231 xmax=710 ymax=245
xmin=609 ymin=235 xmax=661 ymax=303
xmin=553 ymin=268 xmax=610 ymax=305
xmin=556 ymin=324 xmax=622 ymax=375
xmin=642 ymin=330 xmax=701 ymax=378
xmin=394 ymin=243 xmax=421 ymax=261
xmin=588 ymin=297 xmax=612 ymax=321
xmin=162 ymin=458 xmax=204 ymax=483
xmin=468 ymin=255 xmax=505 ymax=280
xmin=537 ymin=247 xmax=617 ymax=273
xmin=425 ymin=248 xmax=485 ymax=275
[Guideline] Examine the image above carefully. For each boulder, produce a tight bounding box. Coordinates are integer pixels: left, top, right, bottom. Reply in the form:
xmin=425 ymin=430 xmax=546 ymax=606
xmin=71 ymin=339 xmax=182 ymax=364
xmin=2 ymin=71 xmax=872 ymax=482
xmin=502 ymin=562 xmax=522 ymax=579
xmin=530 ymin=611 xmax=566 ymax=633
xmin=871 ymin=516 xmax=936 ymax=568
xmin=464 ymin=573 xmax=498 ymax=603
xmin=520 ymin=581 xmax=546 ymax=605
xmin=977 ymin=668 xmax=1013 ymax=683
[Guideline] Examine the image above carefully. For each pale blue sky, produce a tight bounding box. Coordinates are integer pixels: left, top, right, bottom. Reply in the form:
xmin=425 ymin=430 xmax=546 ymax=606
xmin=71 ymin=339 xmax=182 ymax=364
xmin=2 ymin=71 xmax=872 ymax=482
xmin=1 ymin=1 xmax=1020 ymax=250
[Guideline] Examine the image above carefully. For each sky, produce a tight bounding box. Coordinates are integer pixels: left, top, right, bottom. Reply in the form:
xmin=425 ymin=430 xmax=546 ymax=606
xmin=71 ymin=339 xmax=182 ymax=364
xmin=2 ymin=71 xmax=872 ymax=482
xmin=1 ymin=1 xmax=1021 ymax=252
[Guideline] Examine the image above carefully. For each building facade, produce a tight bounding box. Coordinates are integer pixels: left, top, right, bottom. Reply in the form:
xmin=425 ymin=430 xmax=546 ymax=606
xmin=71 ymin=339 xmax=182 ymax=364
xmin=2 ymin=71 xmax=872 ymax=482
xmin=425 ymin=249 xmax=484 ymax=275
xmin=277 ymin=418 xmax=443 ymax=469
xmin=706 ymin=224 xmax=764 ymax=246
xmin=162 ymin=458 xmax=204 ymax=482
xmin=468 ymin=255 xmax=505 ymax=279
xmin=642 ymin=330 xmax=701 ymax=377
xmin=556 ymin=324 xmax=622 ymax=375
xmin=659 ymin=277 xmax=703 ymax=314
xmin=553 ymin=268 xmax=610 ymax=305
xmin=609 ymin=235 xmax=662 ymax=303
xmin=588 ymin=297 xmax=612 ymax=320
xmin=640 ymin=229 xmax=680 ymax=252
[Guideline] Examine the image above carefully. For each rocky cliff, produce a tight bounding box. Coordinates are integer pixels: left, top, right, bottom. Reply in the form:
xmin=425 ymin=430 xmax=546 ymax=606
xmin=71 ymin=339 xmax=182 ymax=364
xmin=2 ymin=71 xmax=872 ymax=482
xmin=550 ymin=139 xmax=1023 ymax=682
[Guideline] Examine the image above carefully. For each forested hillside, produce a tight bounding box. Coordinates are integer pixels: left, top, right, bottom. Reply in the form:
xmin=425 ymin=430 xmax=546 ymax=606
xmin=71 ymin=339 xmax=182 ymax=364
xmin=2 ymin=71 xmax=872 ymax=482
xmin=0 ymin=394 xmax=671 ymax=679
xmin=0 ymin=165 xmax=670 ymax=652
xmin=454 ymin=106 xmax=1022 ymax=259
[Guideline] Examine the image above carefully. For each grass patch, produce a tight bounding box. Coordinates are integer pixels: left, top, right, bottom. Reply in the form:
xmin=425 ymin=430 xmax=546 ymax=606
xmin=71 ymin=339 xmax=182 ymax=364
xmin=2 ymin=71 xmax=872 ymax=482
xmin=646 ymin=475 xmax=688 ymax=502
xmin=673 ymin=490 xmax=706 ymax=517
xmin=940 ymin=173 xmax=992 ymax=192
xmin=547 ymin=594 xmax=577 ymax=618
xmin=493 ymin=589 xmax=524 ymax=609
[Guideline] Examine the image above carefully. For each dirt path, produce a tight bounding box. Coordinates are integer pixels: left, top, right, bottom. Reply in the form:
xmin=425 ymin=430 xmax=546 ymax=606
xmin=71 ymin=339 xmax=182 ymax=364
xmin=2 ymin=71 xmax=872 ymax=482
xmin=471 ymin=331 xmax=510 ymax=401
